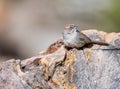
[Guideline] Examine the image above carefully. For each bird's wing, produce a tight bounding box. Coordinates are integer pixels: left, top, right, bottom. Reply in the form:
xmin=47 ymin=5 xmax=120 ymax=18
xmin=78 ymin=32 xmax=91 ymax=43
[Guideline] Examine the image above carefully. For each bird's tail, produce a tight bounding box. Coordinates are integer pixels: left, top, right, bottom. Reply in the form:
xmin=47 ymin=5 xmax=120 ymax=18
xmin=88 ymin=41 xmax=109 ymax=46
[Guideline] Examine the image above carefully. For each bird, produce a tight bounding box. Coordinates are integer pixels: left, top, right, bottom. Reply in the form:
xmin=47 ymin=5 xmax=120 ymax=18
xmin=62 ymin=24 xmax=108 ymax=48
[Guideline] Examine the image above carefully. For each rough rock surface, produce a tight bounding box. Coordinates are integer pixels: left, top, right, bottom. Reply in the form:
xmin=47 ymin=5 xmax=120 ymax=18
xmin=0 ymin=30 xmax=120 ymax=89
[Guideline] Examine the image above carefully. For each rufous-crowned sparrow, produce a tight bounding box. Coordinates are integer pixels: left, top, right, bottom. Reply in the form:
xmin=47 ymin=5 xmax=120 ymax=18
xmin=62 ymin=24 xmax=108 ymax=48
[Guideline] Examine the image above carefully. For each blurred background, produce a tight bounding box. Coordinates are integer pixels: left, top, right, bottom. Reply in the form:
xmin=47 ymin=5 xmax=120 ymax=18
xmin=0 ymin=0 xmax=119 ymax=61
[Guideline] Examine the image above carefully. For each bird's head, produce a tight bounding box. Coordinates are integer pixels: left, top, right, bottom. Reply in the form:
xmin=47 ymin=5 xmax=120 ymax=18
xmin=63 ymin=24 xmax=80 ymax=38
xmin=64 ymin=24 xmax=78 ymax=31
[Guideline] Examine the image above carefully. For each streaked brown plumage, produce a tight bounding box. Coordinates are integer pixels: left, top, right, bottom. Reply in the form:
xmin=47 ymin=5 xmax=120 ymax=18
xmin=62 ymin=24 xmax=108 ymax=48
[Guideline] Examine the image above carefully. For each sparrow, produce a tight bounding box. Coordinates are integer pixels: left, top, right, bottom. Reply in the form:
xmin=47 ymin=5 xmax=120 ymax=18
xmin=62 ymin=24 xmax=108 ymax=48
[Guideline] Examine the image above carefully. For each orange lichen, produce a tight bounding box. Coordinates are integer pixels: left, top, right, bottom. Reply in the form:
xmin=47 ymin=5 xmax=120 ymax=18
xmin=0 ymin=65 xmax=2 ymax=71
xmin=69 ymin=66 xmax=75 ymax=82
xmin=86 ymin=49 xmax=92 ymax=61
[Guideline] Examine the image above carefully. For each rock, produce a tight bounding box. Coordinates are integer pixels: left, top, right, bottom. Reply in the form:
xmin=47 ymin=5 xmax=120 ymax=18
xmin=0 ymin=30 xmax=120 ymax=89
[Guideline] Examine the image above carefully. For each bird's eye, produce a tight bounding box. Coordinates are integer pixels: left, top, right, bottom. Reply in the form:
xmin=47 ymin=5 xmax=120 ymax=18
xmin=70 ymin=26 xmax=73 ymax=30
